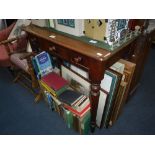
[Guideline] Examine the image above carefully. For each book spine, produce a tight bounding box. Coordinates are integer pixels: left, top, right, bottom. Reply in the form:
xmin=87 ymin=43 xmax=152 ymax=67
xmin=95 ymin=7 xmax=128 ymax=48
xmin=40 ymin=81 xmax=57 ymax=97
xmin=64 ymin=108 xmax=73 ymax=129
xmin=56 ymin=85 xmax=69 ymax=96
xmin=72 ymin=114 xmax=80 ymax=132
xmin=75 ymin=98 xmax=90 ymax=112
xmin=71 ymin=95 xmax=86 ymax=107
xmin=79 ymin=111 xmax=91 ymax=134
xmin=63 ymin=103 xmax=91 ymax=118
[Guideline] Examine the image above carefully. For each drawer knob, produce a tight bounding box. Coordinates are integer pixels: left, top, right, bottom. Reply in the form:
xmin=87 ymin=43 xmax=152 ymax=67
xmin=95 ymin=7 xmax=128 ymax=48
xmin=49 ymin=46 xmax=56 ymax=52
xmin=73 ymin=56 xmax=82 ymax=63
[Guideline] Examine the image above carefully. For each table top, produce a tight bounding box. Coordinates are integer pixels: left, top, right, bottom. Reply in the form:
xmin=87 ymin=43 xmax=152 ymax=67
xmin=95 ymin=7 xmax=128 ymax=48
xmin=23 ymin=24 xmax=139 ymax=62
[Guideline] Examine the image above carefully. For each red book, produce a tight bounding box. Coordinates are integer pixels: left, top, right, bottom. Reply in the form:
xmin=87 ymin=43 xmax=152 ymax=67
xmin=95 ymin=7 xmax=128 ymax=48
xmin=63 ymin=103 xmax=91 ymax=118
xmin=42 ymin=72 xmax=68 ymax=91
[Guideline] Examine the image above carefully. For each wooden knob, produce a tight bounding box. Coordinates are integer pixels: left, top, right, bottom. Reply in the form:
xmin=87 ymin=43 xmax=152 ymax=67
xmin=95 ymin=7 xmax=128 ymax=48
xmin=49 ymin=46 xmax=56 ymax=52
xmin=132 ymin=54 xmax=136 ymax=59
xmin=73 ymin=56 xmax=82 ymax=63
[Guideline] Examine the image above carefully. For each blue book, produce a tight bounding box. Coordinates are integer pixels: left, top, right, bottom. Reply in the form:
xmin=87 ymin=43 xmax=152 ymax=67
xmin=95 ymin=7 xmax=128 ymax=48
xmin=33 ymin=51 xmax=53 ymax=78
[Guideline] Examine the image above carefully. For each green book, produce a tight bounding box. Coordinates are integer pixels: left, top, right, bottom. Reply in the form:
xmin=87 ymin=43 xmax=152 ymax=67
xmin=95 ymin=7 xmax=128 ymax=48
xmin=80 ymin=111 xmax=91 ymax=135
xmin=63 ymin=108 xmax=73 ymax=129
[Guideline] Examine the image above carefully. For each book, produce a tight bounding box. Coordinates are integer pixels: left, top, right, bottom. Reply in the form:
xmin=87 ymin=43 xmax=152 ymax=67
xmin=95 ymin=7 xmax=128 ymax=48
xmin=58 ymin=89 xmax=83 ymax=106
xmin=74 ymin=97 xmax=90 ymax=112
xmin=72 ymin=114 xmax=80 ymax=132
xmin=79 ymin=110 xmax=91 ymax=135
xmin=40 ymin=80 xmax=68 ymax=97
xmin=63 ymin=103 xmax=91 ymax=118
xmin=71 ymin=95 xmax=87 ymax=107
xmin=63 ymin=108 xmax=73 ymax=129
xmin=42 ymin=72 xmax=68 ymax=91
xmin=34 ymin=51 xmax=53 ymax=77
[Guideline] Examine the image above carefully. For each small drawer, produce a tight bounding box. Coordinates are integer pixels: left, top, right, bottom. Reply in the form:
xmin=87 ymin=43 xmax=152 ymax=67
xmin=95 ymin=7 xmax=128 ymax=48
xmin=70 ymin=53 xmax=89 ymax=70
xmin=49 ymin=45 xmax=70 ymax=61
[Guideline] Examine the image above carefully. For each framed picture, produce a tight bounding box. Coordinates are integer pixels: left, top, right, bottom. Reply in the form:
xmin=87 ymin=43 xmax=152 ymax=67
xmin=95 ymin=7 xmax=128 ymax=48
xmin=47 ymin=19 xmax=55 ymax=28
xmin=8 ymin=19 xmax=31 ymax=39
xmin=31 ymin=19 xmax=47 ymax=27
xmin=57 ymin=19 xmax=75 ymax=28
xmin=101 ymin=69 xmax=122 ymax=128
xmin=96 ymin=89 xmax=109 ymax=128
xmin=55 ymin=19 xmax=84 ymax=36
xmin=61 ymin=65 xmax=90 ymax=97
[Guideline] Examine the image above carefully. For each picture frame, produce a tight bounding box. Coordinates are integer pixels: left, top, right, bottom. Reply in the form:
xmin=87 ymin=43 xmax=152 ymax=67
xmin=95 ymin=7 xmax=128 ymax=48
xmin=61 ymin=65 xmax=90 ymax=97
xmin=8 ymin=19 xmax=31 ymax=39
xmin=96 ymin=89 xmax=109 ymax=128
xmin=57 ymin=19 xmax=75 ymax=28
xmin=31 ymin=19 xmax=47 ymax=28
xmin=47 ymin=19 xmax=55 ymax=28
xmin=101 ymin=69 xmax=122 ymax=128
xmin=55 ymin=19 xmax=84 ymax=36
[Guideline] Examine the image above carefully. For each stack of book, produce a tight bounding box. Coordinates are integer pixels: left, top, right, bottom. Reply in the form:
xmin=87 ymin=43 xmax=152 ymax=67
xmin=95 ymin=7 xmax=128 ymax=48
xmin=40 ymin=72 xmax=69 ymax=97
xmin=58 ymin=89 xmax=91 ymax=118
xmin=58 ymin=89 xmax=91 ymax=134
xmin=39 ymin=71 xmax=91 ymax=134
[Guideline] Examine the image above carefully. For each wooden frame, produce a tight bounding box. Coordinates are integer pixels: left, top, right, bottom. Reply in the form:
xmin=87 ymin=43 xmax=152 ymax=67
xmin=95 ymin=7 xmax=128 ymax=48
xmin=101 ymin=69 xmax=122 ymax=128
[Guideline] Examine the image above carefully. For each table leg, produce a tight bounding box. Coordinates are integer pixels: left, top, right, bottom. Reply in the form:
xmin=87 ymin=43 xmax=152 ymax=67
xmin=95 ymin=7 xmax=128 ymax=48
xmin=90 ymin=83 xmax=101 ymax=133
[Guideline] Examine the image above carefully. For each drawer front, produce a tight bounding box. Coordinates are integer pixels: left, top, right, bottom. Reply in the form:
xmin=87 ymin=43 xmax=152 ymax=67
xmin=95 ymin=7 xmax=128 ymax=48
xmin=48 ymin=44 xmax=89 ymax=70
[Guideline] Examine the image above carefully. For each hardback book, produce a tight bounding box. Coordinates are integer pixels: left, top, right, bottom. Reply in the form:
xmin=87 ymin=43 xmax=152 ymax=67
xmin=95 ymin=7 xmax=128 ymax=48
xmin=74 ymin=97 xmax=90 ymax=112
xmin=63 ymin=103 xmax=91 ymax=118
xmin=58 ymin=89 xmax=83 ymax=106
xmin=72 ymin=113 xmax=80 ymax=132
xmin=72 ymin=95 xmax=87 ymax=107
xmin=42 ymin=72 xmax=68 ymax=91
xmin=63 ymin=108 xmax=73 ymax=129
xmin=79 ymin=110 xmax=91 ymax=135
xmin=40 ymin=80 xmax=68 ymax=97
xmin=33 ymin=51 xmax=53 ymax=78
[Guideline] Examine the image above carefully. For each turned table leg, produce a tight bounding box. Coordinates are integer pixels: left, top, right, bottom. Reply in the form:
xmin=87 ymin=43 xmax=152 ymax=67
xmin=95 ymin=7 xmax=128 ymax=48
xmin=90 ymin=83 xmax=101 ymax=133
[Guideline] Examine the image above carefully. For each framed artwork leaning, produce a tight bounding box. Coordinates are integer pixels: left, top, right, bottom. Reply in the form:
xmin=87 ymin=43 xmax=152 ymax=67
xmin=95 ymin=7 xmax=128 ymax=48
xmin=101 ymin=69 xmax=122 ymax=128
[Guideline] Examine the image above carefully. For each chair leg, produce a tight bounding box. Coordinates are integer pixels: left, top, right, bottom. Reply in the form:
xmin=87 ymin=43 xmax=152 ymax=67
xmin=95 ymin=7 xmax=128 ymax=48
xmin=34 ymin=90 xmax=42 ymax=103
xmin=13 ymin=72 xmax=21 ymax=83
xmin=31 ymin=78 xmax=38 ymax=89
